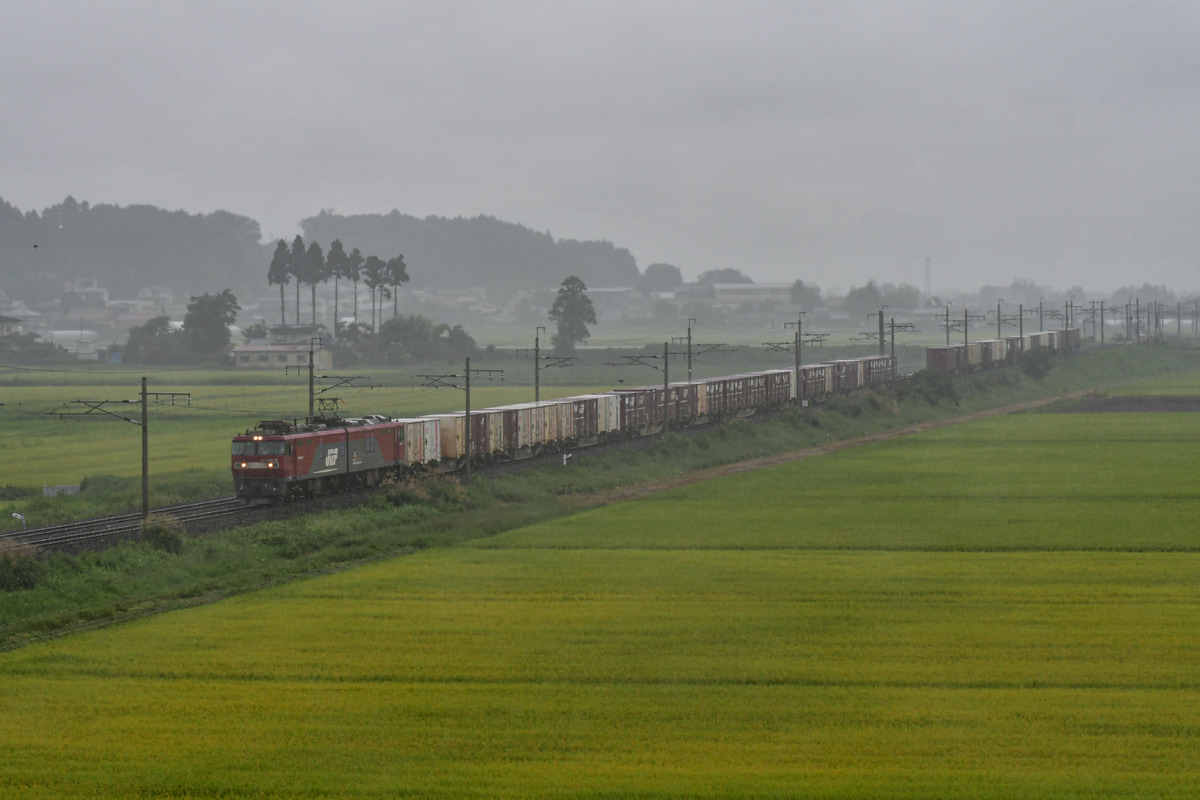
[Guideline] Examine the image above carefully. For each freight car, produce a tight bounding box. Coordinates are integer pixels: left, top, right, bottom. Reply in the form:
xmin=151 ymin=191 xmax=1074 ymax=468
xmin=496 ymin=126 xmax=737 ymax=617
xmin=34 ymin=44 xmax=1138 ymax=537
xmin=924 ymin=328 xmax=1081 ymax=374
xmin=232 ymin=359 xmax=896 ymax=502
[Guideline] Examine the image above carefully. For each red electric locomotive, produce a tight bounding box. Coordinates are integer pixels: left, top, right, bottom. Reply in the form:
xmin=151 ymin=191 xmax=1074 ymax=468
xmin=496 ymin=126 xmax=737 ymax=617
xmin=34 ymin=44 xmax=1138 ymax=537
xmin=232 ymin=417 xmax=406 ymax=502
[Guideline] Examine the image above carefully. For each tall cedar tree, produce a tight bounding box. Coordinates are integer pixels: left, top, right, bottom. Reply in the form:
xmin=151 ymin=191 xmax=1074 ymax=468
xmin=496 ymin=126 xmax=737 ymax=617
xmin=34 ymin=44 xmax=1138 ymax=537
xmin=268 ymin=240 xmax=291 ymax=325
xmin=326 ymin=239 xmax=349 ymax=334
xmin=548 ymin=275 xmax=596 ymax=354
xmin=386 ymin=254 xmax=409 ymax=319
xmin=347 ymin=247 xmax=364 ymax=329
xmin=302 ymin=240 xmax=325 ymax=325
xmin=363 ymin=255 xmax=388 ymax=332
xmin=289 ymin=235 xmax=306 ymax=324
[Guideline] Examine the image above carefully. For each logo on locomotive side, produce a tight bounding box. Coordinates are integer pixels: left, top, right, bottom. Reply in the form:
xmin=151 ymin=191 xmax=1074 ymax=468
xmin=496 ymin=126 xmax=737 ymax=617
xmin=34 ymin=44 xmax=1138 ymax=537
xmin=325 ymin=448 xmax=339 ymax=467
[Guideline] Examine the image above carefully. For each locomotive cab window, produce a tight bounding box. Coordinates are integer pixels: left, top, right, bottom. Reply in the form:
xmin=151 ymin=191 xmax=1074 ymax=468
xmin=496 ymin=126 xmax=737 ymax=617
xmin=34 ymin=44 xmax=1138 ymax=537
xmin=232 ymin=441 xmax=287 ymax=456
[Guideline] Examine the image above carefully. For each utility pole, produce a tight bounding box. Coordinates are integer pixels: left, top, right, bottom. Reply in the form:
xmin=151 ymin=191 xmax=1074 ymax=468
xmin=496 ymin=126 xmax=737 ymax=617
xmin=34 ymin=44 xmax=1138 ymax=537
xmin=776 ymin=313 xmax=825 ymax=402
xmin=465 ymin=357 xmax=471 ymax=483
xmin=608 ymin=343 xmax=690 ymax=434
xmin=284 ymin=337 xmax=321 ymax=419
xmin=517 ymin=326 xmax=574 ymax=404
xmin=418 ymin=360 xmax=504 ymax=482
xmin=308 ymin=337 xmax=319 ymax=418
xmin=687 ymin=318 xmax=694 ymax=381
xmin=788 ymin=312 xmax=805 ymax=391
xmin=141 ymin=377 xmax=148 ymax=520
xmin=662 ymin=342 xmax=669 ymax=433
xmin=57 ymin=379 xmax=191 ymax=521
xmin=888 ymin=318 xmax=917 ymax=362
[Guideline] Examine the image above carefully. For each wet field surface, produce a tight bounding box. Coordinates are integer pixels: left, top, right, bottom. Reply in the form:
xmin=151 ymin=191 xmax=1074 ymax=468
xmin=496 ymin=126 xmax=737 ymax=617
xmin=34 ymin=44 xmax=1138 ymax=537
xmin=1042 ymin=394 xmax=1200 ymax=413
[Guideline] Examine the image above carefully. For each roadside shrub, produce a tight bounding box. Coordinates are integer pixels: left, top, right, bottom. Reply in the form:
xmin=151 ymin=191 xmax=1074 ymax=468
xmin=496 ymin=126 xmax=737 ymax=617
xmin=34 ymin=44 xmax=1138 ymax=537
xmin=898 ymin=370 xmax=959 ymax=406
xmin=381 ymin=475 xmax=466 ymax=510
xmin=863 ymin=391 xmax=900 ymax=415
xmin=0 ymin=485 xmax=34 ymax=501
xmin=141 ymin=514 xmax=184 ymax=554
xmin=1020 ymin=347 xmax=1054 ymax=380
xmin=826 ymin=396 xmax=864 ymax=417
xmin=0 ymin=539 xmax=43 ymax=591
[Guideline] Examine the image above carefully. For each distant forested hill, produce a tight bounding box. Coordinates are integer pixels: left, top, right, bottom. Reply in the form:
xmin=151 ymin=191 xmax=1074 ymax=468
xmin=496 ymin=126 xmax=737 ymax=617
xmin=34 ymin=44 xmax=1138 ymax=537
xmin=0 ymin=196 xmax=266 ymax=303
xmin=300 ymin=210 xmax=640 ymax=297
xmin=0 ymin=198 xmax=644 ymax=307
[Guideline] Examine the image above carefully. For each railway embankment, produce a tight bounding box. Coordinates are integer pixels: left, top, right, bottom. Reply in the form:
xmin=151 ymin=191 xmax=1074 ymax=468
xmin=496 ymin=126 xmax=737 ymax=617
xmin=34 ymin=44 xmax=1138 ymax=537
xmin=2 ymin=342 xmax=1196 ymax=650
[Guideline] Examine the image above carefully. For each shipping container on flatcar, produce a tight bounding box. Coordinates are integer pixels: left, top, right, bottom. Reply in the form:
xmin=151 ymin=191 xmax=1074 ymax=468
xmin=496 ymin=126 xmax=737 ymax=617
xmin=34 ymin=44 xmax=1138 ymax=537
xmin=962 ymin=342 xmax=982 ymax=370
xmin=666 ymin=382 xmax=699 ymax=422
xmin=798 ymin=364 xmax=831 ymax=400
xmin=572 ymin=394 xmax=621 ymax=435
xmin=1028 ymin=331 xmax=1052 ymax=350
xmin=614 ymin=387 xmax=656 ymax=433
xmin=424 ymin=414 xmax=465 ymax=460
xmin=976 ymin=339 xmax=1005 ymax=367
xmin=824 ymin=360 xmax=864 ymax=393
xmin=762 ymin=370 xmax=793 ymax=406
xmin=391 ymin=417 xmax=441 ymax=465
xmin=926 ymin=345 xmax=964 ymax=373
xmin=1004 ymin=335 xmax=1024 ymax=358
xmin=1055 ymin=328 xmax=1081 ymax=351
xmin=852 ymin=356 xmax=895 ymax=388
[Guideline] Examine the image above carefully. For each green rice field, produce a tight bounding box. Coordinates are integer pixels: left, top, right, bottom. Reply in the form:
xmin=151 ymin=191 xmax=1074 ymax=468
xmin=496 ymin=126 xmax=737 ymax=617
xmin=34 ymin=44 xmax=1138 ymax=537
xmin=3 ymin=404 xmax=1200 ymax=797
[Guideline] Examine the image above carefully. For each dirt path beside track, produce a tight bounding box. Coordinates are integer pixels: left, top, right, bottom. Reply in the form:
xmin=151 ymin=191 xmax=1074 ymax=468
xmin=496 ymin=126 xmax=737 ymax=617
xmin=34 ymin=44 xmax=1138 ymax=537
xmin=587 ymin=388 xmax=1100 ymax=508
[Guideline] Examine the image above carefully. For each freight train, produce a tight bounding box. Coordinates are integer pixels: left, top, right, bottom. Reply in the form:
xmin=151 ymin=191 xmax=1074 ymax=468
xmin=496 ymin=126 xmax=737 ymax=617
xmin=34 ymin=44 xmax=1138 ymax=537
xmin=925 ymin=328 xmax=1081 ymax=373
xmin=232 ymin=355 xmax=896 ymax=502
xmin=232 ymin=328 xmax=1082 ymax=503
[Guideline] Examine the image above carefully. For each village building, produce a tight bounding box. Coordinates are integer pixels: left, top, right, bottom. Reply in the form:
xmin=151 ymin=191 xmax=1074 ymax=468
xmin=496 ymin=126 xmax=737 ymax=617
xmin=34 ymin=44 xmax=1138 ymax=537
xmin=232 ymin=324 xmax=332 ymax=370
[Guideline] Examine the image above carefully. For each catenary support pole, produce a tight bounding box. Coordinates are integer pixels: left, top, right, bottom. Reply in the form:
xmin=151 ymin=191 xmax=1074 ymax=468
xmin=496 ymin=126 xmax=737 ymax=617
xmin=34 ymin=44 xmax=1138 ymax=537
xmin=464 ymin=357 xmax=471 ymax=483
xmin=141 ymin=376 xmax=149 ymax=521
xmin=662 ymin=341 xmax=669 ymax=435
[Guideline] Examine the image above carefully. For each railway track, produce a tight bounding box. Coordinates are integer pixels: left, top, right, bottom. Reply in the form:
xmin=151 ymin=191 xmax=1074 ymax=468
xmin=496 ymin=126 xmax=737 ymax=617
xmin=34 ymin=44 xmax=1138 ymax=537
xmin=1 ymin=496 xmax=248 ymax=553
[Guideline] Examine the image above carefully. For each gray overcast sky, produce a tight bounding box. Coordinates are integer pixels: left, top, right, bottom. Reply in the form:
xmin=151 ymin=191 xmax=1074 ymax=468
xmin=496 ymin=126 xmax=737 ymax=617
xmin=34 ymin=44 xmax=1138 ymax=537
xmin=3 ymin=0 xmax=1198 ymax=293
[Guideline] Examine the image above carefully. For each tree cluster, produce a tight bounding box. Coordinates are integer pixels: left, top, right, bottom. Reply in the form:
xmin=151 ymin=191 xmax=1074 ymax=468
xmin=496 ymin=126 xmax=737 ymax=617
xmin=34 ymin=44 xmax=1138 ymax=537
xmin=300 ymin=210 xmax=640 ymax=299
xmin=121 ymin=290 xmax=240 ymax=365
xmin=269 ymin=236 xmax=408 ymax=334
xmin=0 ymin=331 xmax=75 ymax=365
xmin=639 ymin=263 xmax=683 ymax=292
xmin=842 ymin=281 xmax=921 ymax=316
xmin=696 ymin=268 xmax=753 ymax=285
xmin=333 ymin=314 xmax=478 ymax=366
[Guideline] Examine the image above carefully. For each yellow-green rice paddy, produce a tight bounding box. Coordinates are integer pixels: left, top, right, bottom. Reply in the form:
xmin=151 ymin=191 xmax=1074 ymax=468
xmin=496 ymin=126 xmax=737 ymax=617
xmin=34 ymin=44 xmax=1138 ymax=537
xmin=4 ymin=403 xmax=1200 ymax=797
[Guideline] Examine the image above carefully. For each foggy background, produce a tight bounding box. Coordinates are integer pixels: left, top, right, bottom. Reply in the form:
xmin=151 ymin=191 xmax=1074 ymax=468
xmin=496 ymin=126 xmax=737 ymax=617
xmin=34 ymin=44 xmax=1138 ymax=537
xmin=3 ymin=0 xmax=1197 ymax=293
